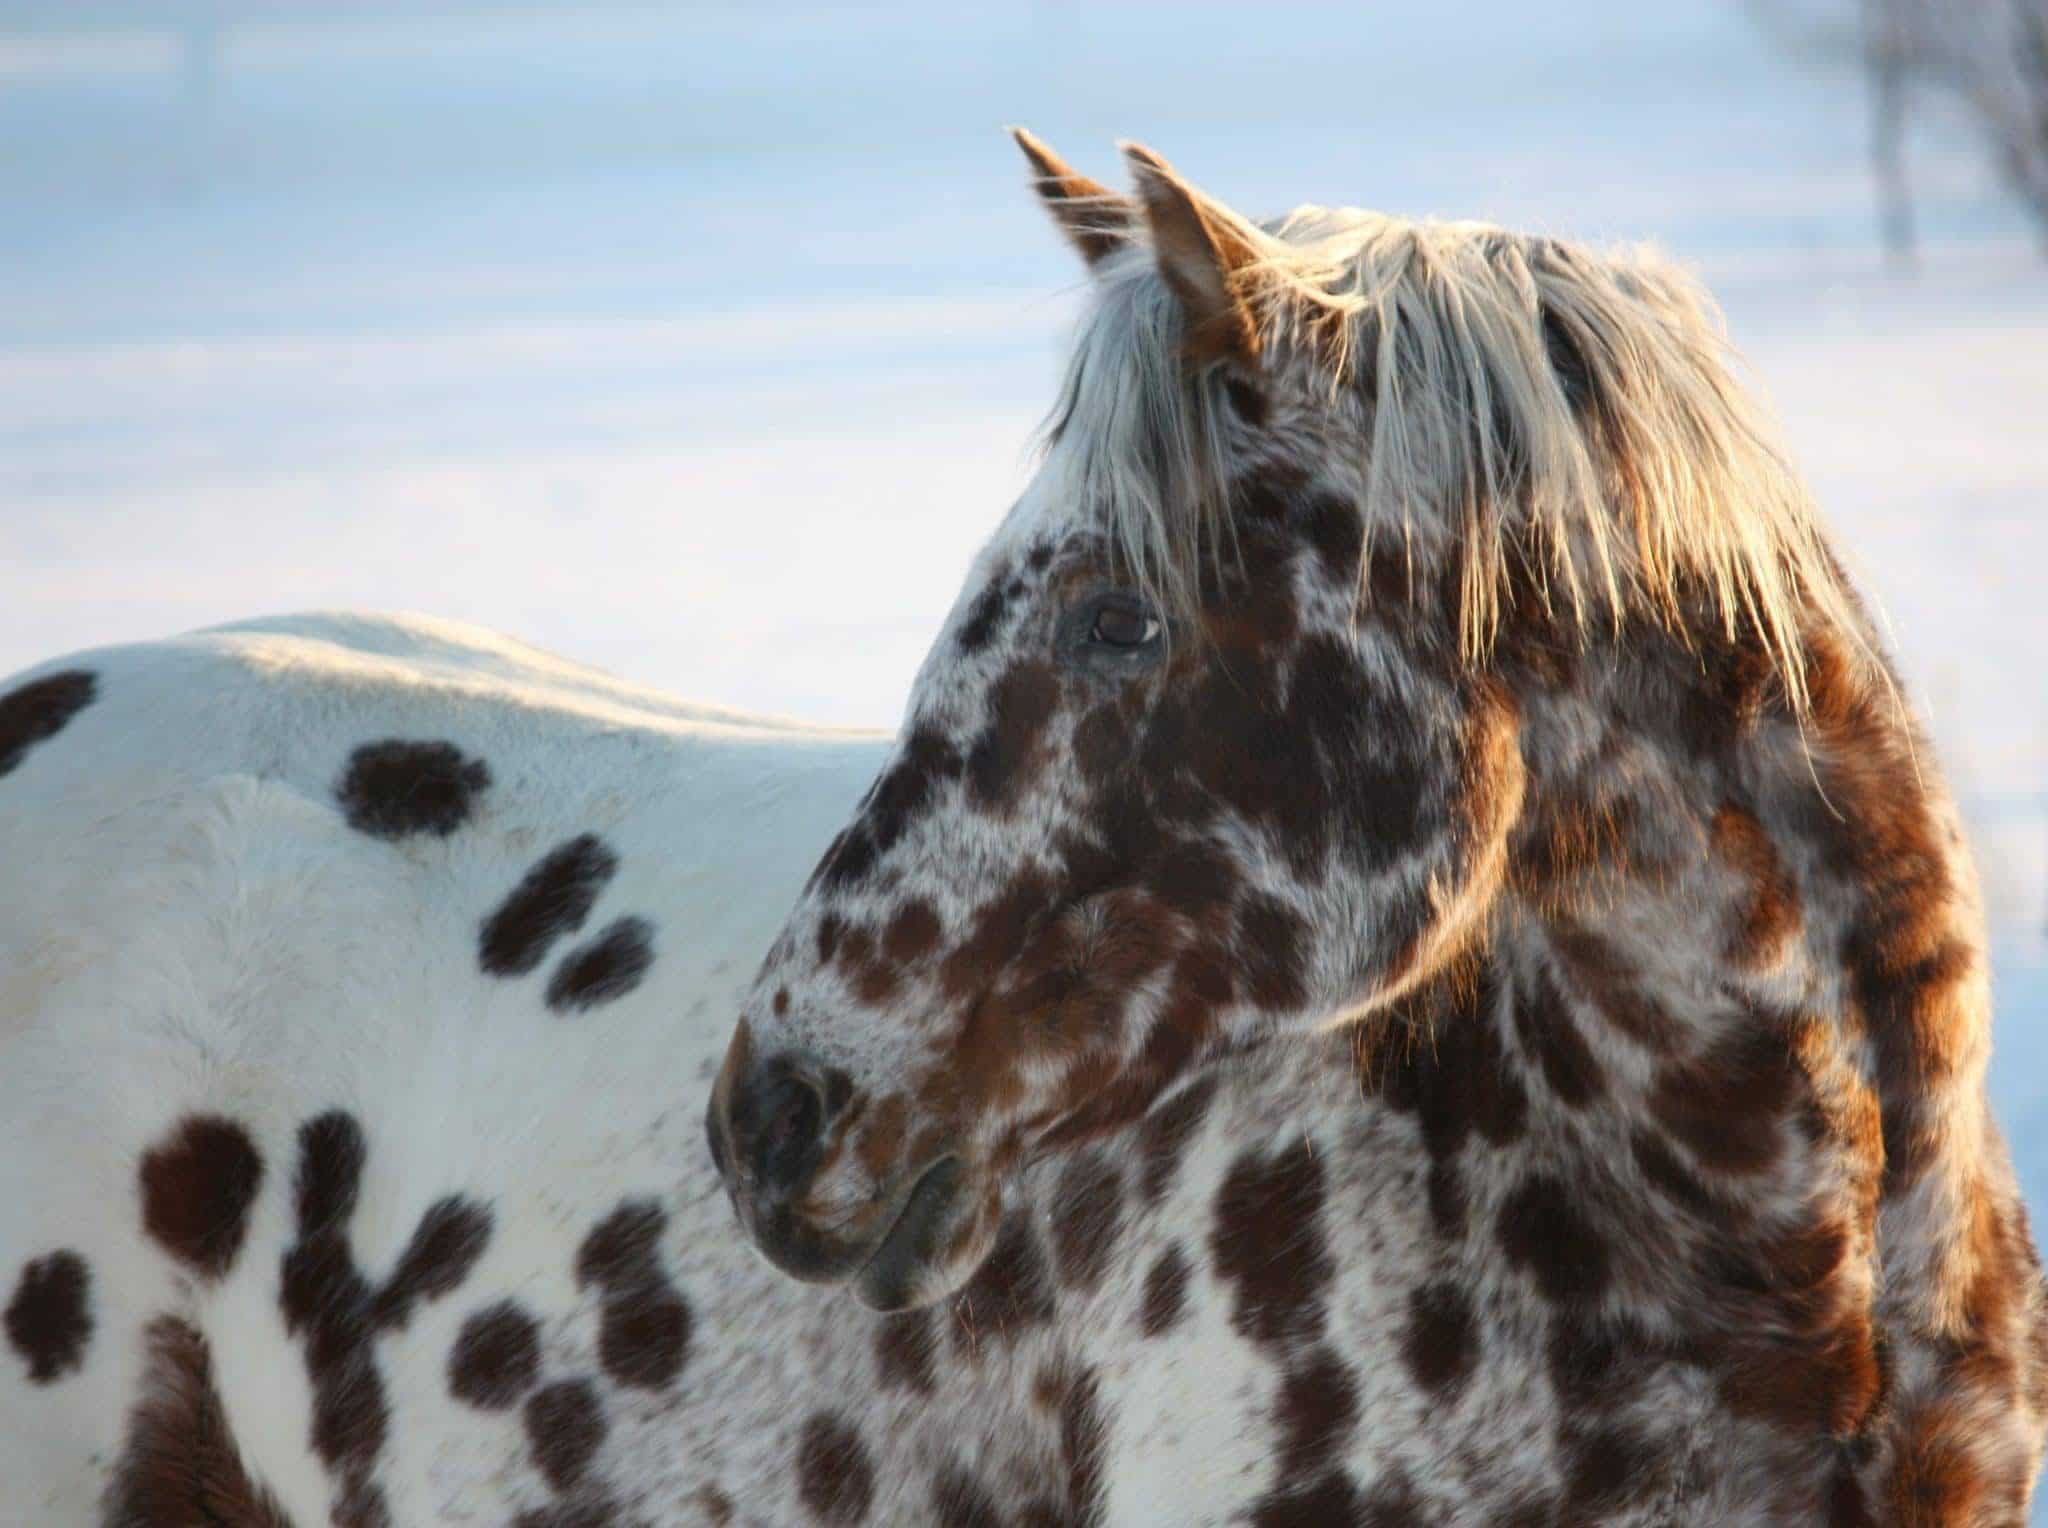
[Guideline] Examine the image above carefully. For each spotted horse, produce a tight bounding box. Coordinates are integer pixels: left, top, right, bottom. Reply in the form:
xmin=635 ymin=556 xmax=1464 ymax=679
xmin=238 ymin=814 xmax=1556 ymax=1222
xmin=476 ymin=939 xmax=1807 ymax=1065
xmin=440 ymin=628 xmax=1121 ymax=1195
xmin=3 ymin=138 xmax=2045 ymax=1528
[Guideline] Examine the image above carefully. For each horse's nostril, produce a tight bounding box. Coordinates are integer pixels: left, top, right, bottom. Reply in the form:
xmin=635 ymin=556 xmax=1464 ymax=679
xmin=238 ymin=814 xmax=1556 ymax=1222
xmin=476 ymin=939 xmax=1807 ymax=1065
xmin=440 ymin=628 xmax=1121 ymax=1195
xmin=743 ymin=1062 xmax=831 ymax=1200
xmin=761 ymin=1081 xmax=820 ymax=1170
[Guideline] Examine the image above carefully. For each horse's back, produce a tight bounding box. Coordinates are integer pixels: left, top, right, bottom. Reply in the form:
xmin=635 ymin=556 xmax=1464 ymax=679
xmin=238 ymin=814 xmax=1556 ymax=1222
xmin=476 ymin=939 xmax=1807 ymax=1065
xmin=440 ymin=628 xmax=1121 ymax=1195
xmin=0 ymin=612 xmax=884 ymax=1522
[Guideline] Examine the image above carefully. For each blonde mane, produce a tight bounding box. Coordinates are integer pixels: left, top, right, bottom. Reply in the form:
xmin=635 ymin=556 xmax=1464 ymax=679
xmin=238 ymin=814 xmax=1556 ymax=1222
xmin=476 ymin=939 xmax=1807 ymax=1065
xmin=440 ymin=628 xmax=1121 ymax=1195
xmin=1040 ymin=202 xmax=1862 ymax=709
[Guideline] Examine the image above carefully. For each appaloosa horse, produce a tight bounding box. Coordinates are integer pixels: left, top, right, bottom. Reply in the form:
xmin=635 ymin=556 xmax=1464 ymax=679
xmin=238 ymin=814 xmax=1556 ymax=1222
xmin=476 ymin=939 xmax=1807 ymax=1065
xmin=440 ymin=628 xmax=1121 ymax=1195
xmin=3 ymin=137 xmax=2043 ymax=1526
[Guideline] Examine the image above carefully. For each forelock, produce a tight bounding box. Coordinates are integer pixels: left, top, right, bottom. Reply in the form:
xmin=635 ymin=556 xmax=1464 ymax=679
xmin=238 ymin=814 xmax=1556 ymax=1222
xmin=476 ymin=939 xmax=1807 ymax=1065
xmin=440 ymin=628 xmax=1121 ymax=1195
xmin=1036 ymin=248 xmax=1241 ymax=628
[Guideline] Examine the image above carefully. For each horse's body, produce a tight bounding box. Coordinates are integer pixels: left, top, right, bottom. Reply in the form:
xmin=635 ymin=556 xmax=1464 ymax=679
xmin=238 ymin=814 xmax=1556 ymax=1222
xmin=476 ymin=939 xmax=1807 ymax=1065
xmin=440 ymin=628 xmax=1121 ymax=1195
xmin=7 ymin=136 xmax=2048 ymax=1526
xmin=0 ymin=612 xmax=907 ymax=1523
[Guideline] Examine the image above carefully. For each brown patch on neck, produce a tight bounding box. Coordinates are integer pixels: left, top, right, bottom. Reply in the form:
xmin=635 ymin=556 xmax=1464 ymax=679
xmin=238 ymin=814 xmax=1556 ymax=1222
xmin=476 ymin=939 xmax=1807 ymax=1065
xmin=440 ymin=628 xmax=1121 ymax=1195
xmin=104 ymin=1316 xmax=295 ymax=1527
xmin=1709 ymin=801 xmax=1804 ymax=968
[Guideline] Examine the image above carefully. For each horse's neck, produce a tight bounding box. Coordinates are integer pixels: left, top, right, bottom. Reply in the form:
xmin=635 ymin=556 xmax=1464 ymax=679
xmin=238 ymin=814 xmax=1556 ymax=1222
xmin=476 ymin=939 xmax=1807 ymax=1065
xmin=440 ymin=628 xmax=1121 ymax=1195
xmin=1470 ymin=628 xmax=2019 ymax=1419
xmin=936 ymin=631 xmax=2024 ymax=1495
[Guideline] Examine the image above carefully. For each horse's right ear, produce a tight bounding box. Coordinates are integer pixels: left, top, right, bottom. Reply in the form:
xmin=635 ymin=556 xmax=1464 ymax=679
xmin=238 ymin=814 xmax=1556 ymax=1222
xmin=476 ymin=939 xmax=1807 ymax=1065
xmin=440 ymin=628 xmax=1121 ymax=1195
xmin=1120 ymin=142 xmax=1263 ymax=372
xmin=1010 ymin=127 xmax=1130 ymax=271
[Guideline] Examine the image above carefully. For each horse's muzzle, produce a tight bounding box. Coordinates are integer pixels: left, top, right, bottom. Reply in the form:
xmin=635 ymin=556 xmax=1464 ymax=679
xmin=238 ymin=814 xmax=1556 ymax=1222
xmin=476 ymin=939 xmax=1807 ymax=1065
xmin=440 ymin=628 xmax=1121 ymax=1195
xmin=706 ymin=1039 xmax=966 ymax=1304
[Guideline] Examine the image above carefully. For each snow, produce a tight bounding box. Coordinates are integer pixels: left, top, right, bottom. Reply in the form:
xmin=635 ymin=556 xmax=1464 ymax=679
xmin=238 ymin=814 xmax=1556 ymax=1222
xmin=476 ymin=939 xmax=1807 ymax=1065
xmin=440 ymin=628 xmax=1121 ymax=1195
xmin=5 ymin=0 xmax=2048 ymax=1473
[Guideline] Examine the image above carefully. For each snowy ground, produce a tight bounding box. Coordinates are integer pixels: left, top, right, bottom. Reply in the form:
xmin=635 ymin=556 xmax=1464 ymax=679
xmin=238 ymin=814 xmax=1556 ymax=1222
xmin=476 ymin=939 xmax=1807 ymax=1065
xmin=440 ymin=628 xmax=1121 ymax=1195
xmin=6 ymin=0 xmax=2048 ymax=1459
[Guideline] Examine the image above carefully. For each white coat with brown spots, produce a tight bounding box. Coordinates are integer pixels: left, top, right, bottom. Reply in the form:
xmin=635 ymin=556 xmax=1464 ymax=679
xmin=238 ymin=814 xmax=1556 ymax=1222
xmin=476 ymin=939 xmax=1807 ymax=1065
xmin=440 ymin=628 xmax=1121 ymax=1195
xmin=6 ymin=133 xmax=2047 ymax=1527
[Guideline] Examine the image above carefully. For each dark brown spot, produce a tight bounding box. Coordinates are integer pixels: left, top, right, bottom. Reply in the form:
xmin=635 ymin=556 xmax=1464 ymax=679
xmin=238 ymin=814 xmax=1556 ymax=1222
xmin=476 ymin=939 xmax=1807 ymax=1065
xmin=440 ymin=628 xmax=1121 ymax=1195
xmin=575 ymin=1199 xmax=663 ymax=1287
xmin=525 ymin=1379 xmax=606 ymax=1491
xmin=1299 ymin=494 xmax=1364 ymax=590
xmin=814 ymin=912 xmax=845 ymax=968
xmin=1139 ymin=1243 xmax=1191 ymax=1337
xmin=1512 ymin=959 xmax=1605 ymax=1109
xmin=1425 ymin=1159 xmax=1468 ymax=1243
xmin=796 ymin=1411 xmax=875 ymax=1524
xmin=835 ymin=923 xmax=901 ymax=1007
xmin=813 ymin=826 xmax=878 ymax=894
xmin=448 ymin=1300 xmax=542 ymax=1410
xmin=1049 ymin=1153 xmax=1124 ymax=1294
xmin=335 ymin=739 xmax=489 ymax=839
xmin=1358 ymin=960 xmax=1528 ymax=1165
xmin=1058 ymin=1366 xmax=1110 ymax=1526
xmin=1630 ymin=1128 xmax=1717 ymax=1215
xmin=279 ymin=1110 xmax=491 ymax=1505
xmin=1271 ymin=1346 xmax=1361 ymax=1477
xmin=1545 ymin=1309 xmax=1677 ymax=1414
xmin=4 ymin=1249 xmax=91 ymax=1384
xmin=0 ymin=668 xmax=96 ymax=780
xmin=597 ymin=1280 xmax=690 ymax=1394
xmin=1649 ymin=1004 xmax=1803 ymax=1177
xmin=292 ymin=1110 xmax=366 ymax=1234
xmin=930 ymin=1468 xmax=1005 ymax=1527
xmin=294 ymin=1318 xmax=383 ymax=1479
xmin=480 ymin=834 xmax=619 ymax=976
xmin=1497 ymin=1173 xmax=1610 ymax=1304
xmin=1400 ymin=1279 xmax=1477 ymax=1396
xmin=875 ymin=1309 xmax=937 ymax=1395
xmin=369 ymin=1196 xmax=492 ymax=1330
xmin=1548 ymin=921 xmax=1685 ymax=1052
xmin=843 ymin=729 xmax=965 ymax=885
xmin=1147 ymin=836 xmax=1242 ymax=919
xmin=576 ymin=1200 xmax=691 ymax=1392
xmin=1827 ymin=1464 xmax=1879 ymax=1528
xmin=139 ymin=1114 xmax=265 ymax=1280
xmin=957 ymin=577 xmax=1011 ymax=655
xmin=1138 ymin=1078 xmax=1216 ymax=1206
xmin=1236 ymin=893 xmax=1310 ymax=1012
xmin=883 ymin=899 xmax=943 ymax=965
xmin=333 ymin=1476 xmax=393 ymax=1528
xmin=1250 ymin=1469 xmax=1368 ymax=1528
xmin=1564 ymin=1423 xmax=1658 ymax=1514
xmin=951 ymin=1212 xmax=1055 ymax=1354
xmin=103 ymin=1316 xmax=293 ymax=1528
xmin=1211 ymin=1141 xmax=1333 ymax=1347
xmin=546 ymin=917 xmax=655 ymax=1013
xmin=1224 ymin=374 xmax=1271 ymax=427
xmin=966 ymin=661 xmax=1060 ymax=810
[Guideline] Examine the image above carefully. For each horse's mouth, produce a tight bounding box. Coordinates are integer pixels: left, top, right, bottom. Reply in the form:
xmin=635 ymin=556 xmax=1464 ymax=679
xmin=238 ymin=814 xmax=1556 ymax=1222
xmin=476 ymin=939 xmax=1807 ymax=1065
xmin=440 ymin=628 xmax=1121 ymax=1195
xmin=852 ymin=1156 xmax=964 ymax=1312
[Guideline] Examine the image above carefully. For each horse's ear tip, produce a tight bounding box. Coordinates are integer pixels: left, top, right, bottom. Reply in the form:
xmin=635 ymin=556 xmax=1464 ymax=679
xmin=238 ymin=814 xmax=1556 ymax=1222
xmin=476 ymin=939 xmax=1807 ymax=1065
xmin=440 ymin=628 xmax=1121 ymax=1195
xmin=1015 ymin=132 xmax=1130 ymax=270
xmin=1117 ymin=140 xmax=1171 ymax=177
xmin=1011 ymin=127 xmax=1076 ymax=182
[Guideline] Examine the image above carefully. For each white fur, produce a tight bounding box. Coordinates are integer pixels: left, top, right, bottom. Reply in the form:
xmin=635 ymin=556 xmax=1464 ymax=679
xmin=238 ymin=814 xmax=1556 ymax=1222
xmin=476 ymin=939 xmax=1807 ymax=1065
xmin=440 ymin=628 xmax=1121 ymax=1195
xmin=0 ymin=613 xmax=890 ymax=1521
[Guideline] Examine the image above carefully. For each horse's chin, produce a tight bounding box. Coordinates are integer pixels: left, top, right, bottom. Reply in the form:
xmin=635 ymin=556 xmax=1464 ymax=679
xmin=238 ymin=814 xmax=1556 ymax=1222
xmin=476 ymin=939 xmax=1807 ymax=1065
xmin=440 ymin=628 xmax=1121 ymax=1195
xmin=851 ymin=1156 xmax=985 ymax=1312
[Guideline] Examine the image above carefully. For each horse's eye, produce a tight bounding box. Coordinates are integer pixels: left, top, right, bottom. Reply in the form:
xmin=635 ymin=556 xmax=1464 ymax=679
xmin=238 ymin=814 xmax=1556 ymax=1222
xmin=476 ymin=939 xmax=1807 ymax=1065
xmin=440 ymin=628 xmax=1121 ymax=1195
xmin=1088 ymin=602 xmax=1159 ymax=649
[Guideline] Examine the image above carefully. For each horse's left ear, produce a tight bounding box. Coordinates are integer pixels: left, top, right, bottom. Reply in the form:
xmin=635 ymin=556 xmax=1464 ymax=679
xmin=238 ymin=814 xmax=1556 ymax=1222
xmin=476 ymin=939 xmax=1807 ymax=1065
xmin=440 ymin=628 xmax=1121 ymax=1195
xmin=1011 ymin=127 xmax=1131 ymax=272
xmin=1120 ymin=142 xmax=1263 ymax=371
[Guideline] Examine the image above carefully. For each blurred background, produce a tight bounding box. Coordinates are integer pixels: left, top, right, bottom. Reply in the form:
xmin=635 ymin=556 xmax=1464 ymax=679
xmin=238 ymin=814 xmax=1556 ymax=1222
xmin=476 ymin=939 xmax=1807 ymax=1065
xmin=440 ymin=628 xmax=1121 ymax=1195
xmin=4 ymin=0 xmax=2047 ymax=1359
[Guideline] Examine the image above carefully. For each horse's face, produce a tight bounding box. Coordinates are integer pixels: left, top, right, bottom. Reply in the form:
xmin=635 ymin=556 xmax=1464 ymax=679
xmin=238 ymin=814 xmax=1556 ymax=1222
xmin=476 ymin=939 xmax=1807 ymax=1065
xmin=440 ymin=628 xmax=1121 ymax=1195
xmin=708 ymin=138 xmax=1525 ymax=1309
